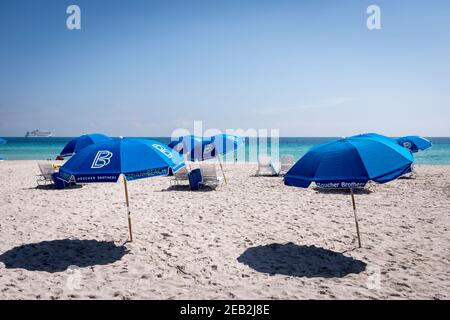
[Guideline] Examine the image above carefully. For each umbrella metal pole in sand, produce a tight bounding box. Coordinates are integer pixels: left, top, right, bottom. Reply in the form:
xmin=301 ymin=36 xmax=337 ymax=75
xmin=123 ymin=176 xmax=133 ymax=242
xmin=350 ymin=189 xmax=361 ymax=248
xmin=217 ymin=154 xmax=227 ymax=184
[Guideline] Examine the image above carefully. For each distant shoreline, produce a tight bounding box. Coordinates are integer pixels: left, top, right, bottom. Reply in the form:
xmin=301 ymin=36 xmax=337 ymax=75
xmin=2 ymin=137 xmax=450 ymax=165
xmin=2 ymin=160 xmax=450 ymax=168
xmin=2 ymin=136 xmax=450 ymax=139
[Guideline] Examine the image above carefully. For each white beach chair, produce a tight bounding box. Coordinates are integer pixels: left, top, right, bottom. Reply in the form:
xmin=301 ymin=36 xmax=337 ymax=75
xmin=200 ymin=164 xmax=223 ymax=189
xmin=256 ymin=156 xmax=279 ymax=176
xmin=279 ymin=155 xmax=294 ymax=175
xmin=37 ymin=163 xmax=57 ymax=185
xmin=170 ymin=166 xmax=190 ymax=186
xmin=402 ymin=163 xmax=417 ymax=179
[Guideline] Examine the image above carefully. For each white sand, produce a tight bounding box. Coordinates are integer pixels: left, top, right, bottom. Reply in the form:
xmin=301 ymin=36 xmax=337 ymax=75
xmin=0 ymin=160 xmax=449 ymax=300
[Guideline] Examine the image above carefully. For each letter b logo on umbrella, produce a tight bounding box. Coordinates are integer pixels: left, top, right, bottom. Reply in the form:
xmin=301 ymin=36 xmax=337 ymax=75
xmin=91 ymin=150 xmax=113 ymax=168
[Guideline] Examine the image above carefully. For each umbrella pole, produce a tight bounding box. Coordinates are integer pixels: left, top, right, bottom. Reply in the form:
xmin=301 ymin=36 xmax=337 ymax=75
xmin=350 ymin=189 xmax=361 ymax=248
xmin=218 ymin=155 xmax=227 ymax=184
xmin=123 ymin=176 xmax=133 ymax=242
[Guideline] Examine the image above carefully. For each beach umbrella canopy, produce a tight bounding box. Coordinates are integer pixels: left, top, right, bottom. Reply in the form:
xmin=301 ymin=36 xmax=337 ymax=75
xmin=169 ymin=134 xmax=243 ymax=183
xmin=210 ymin=134 xmax=243 ymax=157
xmin=284 ymin=133 xmax=415 ymax=247
xmin=59 ymin=133 xmax=112 ymax=157
xmin=396 ymin=136 xmax=432 ymax=153
xmin=169 ymin=134 xmax=243 ymax=161
xmin=285 ymin=133 xmax=414 ymax=188
xmin=58 ymin=137 xmax=185 ymax=241
xmin=168 ymin=135 xmax=208 ymax=161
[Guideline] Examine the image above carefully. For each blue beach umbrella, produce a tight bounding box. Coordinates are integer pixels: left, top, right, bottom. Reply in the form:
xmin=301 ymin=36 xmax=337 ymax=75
xmin=59 ymin=133 xmax=112 ymax=157
xmin=284 ymin=133 xmax=414 ymax=248
xmin=169 ymin=134 xmax=243 ymax=183
xmin=58 ymin=137 xmax=185 ymax=241
xmin=168 ymin=135 xmax=207 ymax=161
xmin=169 ymin=134 xmax=243 ymax=161
xmin=210 ymin=134 xmax=243 ymax=157
xmin=396 ymin=136 xmax=432 ymax=153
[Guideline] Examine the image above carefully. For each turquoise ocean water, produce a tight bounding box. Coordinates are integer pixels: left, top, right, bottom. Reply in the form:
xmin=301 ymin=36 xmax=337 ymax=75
xmin=0 ymin=137 xmax=449 ymax=165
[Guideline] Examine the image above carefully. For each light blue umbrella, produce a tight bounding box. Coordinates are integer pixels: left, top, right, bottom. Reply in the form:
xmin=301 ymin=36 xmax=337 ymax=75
xmin=59 ymin=137 xmax=185 ymax=241
xmin=396 ymin=136 xmax=432 ymax=153
xmin=59 ymin=133 xmax=112 ymax=157
xmin=284 ymin=133 xmax=414 ymax=247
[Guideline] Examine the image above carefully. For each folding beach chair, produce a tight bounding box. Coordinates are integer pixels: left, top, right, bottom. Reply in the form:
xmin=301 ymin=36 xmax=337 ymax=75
xmin=256 ymin=156 xmax=279 ymax=176
xmin=200 ymin=164 xmax=224 ymax=189
xmin=279 ymin=155 xmax=294 ymax=175
xmin=402 ymin=163 xmax=417 ymax=179
xmin=37 ymin=163 xmax=57 ymax=185
xmin=170 ymin=166 xmax=190 ymax=186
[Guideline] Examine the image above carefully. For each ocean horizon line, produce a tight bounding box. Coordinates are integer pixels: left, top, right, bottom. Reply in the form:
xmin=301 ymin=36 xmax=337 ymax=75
xmin=1 ymin=136 xmax=450 ymax=164
xmin=2 ymin=135 xmax=450 ymax=139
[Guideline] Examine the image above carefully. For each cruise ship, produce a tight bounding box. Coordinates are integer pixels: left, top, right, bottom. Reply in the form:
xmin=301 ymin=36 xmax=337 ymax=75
xmin=25 ymin=130 xmax=53 ymax=138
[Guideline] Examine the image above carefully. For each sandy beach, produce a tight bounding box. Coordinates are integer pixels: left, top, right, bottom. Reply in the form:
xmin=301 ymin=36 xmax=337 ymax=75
xmin=0 ymin=160 xmax=449 ymax=300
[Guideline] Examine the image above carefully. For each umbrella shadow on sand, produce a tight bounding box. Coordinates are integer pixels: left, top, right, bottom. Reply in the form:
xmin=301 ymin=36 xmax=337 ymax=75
xmin=0 ymin=239 xmax=128 ymax=273
xmin=237 ymin=243 xmax=366 ymax=278
xmin=21 ymin=184 xmax=83 ymax=191
xmin=161 ymin=185 xmax=215 ymax=192
xmin=34 ymin=184 xmax=83 ymax=190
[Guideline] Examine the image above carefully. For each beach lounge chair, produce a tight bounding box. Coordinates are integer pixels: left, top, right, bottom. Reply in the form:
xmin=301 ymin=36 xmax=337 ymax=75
xmin=37 ymin=163 xmax=57 ymax=185
xmin=200 ymin=164 xmax=223 ymax=189
xmin=256 ymin=156 xmax=279 ymax=176
xmin=279 ymin=155 xmax=294 ymax=175
xmin=170 ymin=166 xmax=190 ymax=186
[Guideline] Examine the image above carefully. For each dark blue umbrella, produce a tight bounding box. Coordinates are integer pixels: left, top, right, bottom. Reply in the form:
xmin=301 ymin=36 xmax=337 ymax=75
xmin=284 ymin=133 xmax=414 ymax=248
xmin=169 ymin=134 xmax=243 ymax=161
xmin=396 ymin=136 xmax=432 ymax=153
xmin=210 ymin=134 xmax=243 ymax=157
xmin=168 ymin=135 xmax=207 ymax=161
xmin=58 ymin=137 xmax=185 ymax=242
xmin=59 ymin=133 xmax=112 ymax=157
xmin=169 ymin=134 xmax=243 ymax=183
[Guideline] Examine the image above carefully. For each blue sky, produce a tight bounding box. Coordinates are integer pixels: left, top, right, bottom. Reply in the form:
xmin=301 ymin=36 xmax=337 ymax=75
xmin=0 ymin=0 xmax=449 ymax=137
